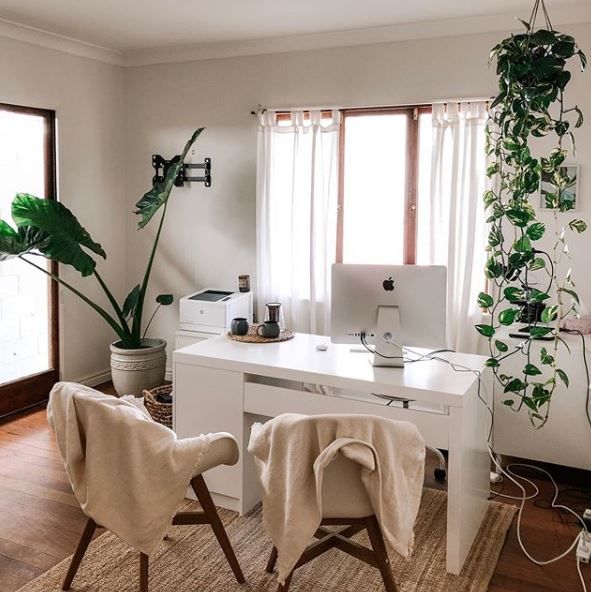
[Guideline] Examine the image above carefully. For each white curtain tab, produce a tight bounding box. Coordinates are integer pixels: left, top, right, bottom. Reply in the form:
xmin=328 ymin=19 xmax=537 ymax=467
xmin=418 ymin=101 xmax=489 ymax=353
xmin=256 ymin=109 xmax=339 ymax=334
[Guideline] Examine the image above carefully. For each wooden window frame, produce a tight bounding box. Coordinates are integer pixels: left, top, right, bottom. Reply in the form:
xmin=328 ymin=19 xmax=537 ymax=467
xmin=336 ymin=105 xmax=432 ymax=264
xmin=0 ymin=102 xmax=59 ymax=420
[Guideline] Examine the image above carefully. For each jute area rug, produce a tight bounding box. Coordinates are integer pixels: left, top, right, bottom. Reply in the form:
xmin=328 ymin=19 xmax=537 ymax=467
xmin=18 ymin=488 xmax=515 ymax=592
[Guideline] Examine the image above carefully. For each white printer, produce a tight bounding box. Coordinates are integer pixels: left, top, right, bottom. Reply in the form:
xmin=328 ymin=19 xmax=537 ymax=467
xmin=176 ymin=289 xmax=253 ymax=349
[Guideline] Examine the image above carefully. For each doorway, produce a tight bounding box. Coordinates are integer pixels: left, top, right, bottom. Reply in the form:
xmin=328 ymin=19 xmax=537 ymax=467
xmin=0 ymin=103 xmax=59 ymax=418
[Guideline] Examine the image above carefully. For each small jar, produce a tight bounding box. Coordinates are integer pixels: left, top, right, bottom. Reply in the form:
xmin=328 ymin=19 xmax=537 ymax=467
xmin=238 ymin=274 xmax=250 ymax=292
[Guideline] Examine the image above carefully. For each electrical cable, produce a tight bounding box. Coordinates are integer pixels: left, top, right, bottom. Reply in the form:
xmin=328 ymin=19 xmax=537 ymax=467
xmin=561 ymin=329 xmax=591 ymax=433
xmin=491 ymin=466 xmax=540 ymax=501
xmin=579 ymin=558 xmax=589 ymax=592
xmin=359 ymin=332 xmax=405 ymax=360
xmin=362 ymin=331 xmax=589 ymax=590
xmin=359 ymin=332 xmax=453 ymax=363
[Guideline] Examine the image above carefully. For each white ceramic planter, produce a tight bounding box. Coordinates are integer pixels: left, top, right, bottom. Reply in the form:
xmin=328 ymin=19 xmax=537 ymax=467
xmin=110 ymin=338 xmax=167 ymax=397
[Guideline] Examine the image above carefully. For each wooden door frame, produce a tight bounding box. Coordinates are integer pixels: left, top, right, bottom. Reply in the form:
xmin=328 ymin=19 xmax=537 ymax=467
xmin=0 ymin=102 xmax=59 ymax=420
xmin=336 ymin=105 xmax=432 ymax=264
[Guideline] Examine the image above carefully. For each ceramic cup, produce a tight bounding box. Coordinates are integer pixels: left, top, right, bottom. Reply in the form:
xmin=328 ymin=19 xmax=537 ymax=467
xmin=231 ymin=317 xmax=249 ymax=336
xmin=257 ymin=321 xmax=281 ymax=339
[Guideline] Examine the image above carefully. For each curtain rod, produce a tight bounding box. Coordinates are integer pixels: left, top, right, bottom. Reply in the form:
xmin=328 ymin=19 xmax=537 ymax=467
xmin=250 ymin=97 xmax=494 ymax=115
xmin=250 ymin=104 xmax=340 ymax=115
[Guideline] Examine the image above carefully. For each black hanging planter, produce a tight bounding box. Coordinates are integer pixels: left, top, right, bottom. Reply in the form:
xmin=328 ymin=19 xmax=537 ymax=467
xmin=517 ymin=300 xmax=546 ymax=325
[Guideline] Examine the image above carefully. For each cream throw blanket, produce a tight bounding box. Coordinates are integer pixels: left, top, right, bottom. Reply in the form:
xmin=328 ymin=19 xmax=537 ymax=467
xmin=48 ymin=382 xmax=213 ymax=556
xmin=248 ymin=413 xmax=425 ymax=583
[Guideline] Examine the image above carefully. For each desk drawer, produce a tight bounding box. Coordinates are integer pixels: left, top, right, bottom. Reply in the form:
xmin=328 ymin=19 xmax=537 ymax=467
xmin=244 ymin=382 xmax=449 ymax=449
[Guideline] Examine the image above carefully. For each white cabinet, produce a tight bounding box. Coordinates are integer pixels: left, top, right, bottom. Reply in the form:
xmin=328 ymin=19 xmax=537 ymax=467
xmin=175 ymin=329 xmax=220 ymax=350
xmin=174 ymin=364 xmax=246 ymax=508
xmin=492 ymin=331 xmax=591 ymax=470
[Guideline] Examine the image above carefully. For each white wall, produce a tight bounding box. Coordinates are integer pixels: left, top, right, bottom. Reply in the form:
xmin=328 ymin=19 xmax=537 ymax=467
xmin=0 ymin=35 xmax=127 ymax=382
xmin=3 ymin=21 xmax=589 ymax=382
xmin=124 ymin=24 xmax=591 ymax=368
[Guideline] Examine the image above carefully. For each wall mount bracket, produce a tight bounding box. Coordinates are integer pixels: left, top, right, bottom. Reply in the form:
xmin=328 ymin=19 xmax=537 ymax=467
xmin=152 ymin=155 xmax=211 ymax=187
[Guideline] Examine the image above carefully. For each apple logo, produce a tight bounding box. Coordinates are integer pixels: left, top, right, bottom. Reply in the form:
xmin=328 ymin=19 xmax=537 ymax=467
xmin=382 ymin=276 xmax=395 ymax=291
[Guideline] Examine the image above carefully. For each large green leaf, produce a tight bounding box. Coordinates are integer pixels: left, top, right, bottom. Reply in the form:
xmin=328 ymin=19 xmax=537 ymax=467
xmin=504 ymin=378 xmax=526 ymax=394
xmin=11 ymin=194 xmax=105 ymax=276
xmin=499 ymin=308 xmax=520 ymax=326
xmin=475 ymin=324 xmax=495 ymax=338
xmin=0 ymin=220 xmax=48 ymax=261
xmin=122 ymin=285 xmax=141 ymax=320
xmin=12 ymin=194 xmax=105 ymax=257
xmin=156 ymin=293 xmax=173 ymax=306
xmin=134 ymin=128 xmax=205 ymax=229
xmin=477 ymin=292 xmax=494 ymax=309
xmin=526 ymin=222 xmax=546 ymax=241
xmin=556 ymin=369 xmax=570 ymax=387
xmin=569 ymin=219 xmax=588 ymax=233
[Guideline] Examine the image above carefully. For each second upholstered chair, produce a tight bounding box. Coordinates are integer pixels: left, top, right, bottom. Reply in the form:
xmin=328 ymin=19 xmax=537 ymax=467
xmin=248 ymin=413 xmax=426 ymax=592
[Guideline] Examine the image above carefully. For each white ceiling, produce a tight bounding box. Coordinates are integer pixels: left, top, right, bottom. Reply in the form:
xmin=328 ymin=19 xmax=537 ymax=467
xmin=0 ymin=0 xmax=587 ymax=53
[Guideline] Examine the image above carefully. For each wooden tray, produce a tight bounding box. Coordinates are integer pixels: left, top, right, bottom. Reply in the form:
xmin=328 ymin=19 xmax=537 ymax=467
xmin=228 ymin=324 xmax=294 ymax=343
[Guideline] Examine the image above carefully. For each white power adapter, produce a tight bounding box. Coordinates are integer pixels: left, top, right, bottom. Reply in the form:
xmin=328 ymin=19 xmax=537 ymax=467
xmin=575 ymin=508 xmax=591 ymax=564
xmin=577 ymin=531 xmax=591 ymax=564
xmin=577 ymin=510 xmax=591 ymax=565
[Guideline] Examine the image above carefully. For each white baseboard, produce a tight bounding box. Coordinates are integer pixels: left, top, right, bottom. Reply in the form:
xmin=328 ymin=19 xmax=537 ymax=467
xmin=69 ymin=368 xmax=172 ymax=388
xmin=73 ymin=368 xmax=112 ymax=388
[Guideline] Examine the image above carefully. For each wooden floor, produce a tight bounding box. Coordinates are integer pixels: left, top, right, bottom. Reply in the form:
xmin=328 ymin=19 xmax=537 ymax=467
xmin=0 ymin=390 xmax=589 ymax=591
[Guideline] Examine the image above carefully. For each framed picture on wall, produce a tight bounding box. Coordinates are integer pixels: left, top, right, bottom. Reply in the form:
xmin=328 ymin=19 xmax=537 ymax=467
xmin=539 ymin=164 xmax=580 ymax=211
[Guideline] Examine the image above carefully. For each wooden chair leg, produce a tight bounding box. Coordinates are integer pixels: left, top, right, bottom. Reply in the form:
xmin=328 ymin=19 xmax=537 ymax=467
xmin=366 ymin=517 xmax=398 ymax=592
xmin=191 ymin=475 xmax=246 ymax=584
xmin=266 ymin=546 xmax=278 ymax=573
xmin=139 ymin=553 xmax=149 ymax=592
xmin=62 ymin=518 xmax=97 ymax=590
xmin=277 ymin=571 xmax=293 ymax=592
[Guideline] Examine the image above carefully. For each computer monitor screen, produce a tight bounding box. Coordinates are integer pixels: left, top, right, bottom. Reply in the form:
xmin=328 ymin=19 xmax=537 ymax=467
xmin=331 ymin=264 xmax=447 ymax=367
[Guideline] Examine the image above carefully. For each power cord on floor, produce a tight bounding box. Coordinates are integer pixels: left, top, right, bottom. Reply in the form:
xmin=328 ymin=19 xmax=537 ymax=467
xmin=361 ymin=332 xmax=590 ymax=591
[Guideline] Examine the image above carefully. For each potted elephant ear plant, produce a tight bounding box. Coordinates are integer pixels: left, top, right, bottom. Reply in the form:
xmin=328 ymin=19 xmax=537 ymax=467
xmin=0 ymin=128 xmax=205 ymax=396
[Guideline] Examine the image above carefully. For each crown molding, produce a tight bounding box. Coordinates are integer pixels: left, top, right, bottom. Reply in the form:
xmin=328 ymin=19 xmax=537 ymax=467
xmin=124 ymin=4 xmax=591 ymax=67
xmin=0 ymin=16 xmax=124 ymax=66
xmin=0 ymin=5 xmax=590 ymax=68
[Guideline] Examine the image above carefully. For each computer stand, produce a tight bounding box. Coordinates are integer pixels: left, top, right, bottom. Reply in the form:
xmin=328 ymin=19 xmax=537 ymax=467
xmin=373 ymin=306 xmax=404 ymax=368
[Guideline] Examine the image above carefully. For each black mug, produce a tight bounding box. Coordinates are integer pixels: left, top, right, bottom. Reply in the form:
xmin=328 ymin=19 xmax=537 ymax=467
xmin=231 ymin=317 xmax=249 ymax=336
xmin=257 ymin=321 xmax=281 ymax=339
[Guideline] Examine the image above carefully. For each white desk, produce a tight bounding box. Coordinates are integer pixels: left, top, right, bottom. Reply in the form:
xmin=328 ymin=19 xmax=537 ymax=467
xmin=173 ymin=333 xmax=492 ymax=575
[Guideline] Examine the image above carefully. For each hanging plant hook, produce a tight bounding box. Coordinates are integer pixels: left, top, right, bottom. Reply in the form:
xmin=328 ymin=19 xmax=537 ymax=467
xmin=528 ymin=0 xmax=554 ymax=31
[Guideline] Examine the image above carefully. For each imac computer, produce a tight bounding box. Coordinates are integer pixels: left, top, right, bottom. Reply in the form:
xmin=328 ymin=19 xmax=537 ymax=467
xmin=330 ymin=264 xmax=447 ymax=368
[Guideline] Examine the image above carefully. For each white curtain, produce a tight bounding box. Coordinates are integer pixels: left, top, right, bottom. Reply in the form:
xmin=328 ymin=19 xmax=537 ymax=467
xmin=417 ymin=102 xmax=488 ymax=353
xmin=256 ymin=109 xmax=339 ymax=334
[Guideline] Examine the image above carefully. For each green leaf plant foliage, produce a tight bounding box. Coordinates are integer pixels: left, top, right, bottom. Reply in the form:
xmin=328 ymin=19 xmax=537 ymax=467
xmin=0 ymin=129 xmax=205 ymax=349
xmin=478 ymin=1 xmax=588 ymax=428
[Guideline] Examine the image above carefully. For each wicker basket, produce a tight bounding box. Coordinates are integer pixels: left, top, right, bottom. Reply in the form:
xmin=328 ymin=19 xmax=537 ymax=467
xmin=143 ymin=384 xmax=173 ymax=429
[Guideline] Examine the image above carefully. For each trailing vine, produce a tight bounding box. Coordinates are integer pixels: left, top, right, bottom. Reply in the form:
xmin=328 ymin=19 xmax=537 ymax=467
xmin=477 ymin=0 xmax=588 ymax=428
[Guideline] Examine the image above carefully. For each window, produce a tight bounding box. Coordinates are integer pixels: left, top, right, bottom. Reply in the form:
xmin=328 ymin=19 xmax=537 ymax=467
xmin=0 ymin=103 xmax=58 ymax=418
xmin=257 ymin=101 xmax=488 ymax=347
xmin=337 ymin=106 xmax=432 ymax=265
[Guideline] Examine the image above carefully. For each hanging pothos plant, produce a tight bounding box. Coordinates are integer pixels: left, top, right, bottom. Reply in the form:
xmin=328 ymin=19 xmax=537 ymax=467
xmin=477 ymin=0 xmax=588 ymax=428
